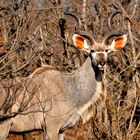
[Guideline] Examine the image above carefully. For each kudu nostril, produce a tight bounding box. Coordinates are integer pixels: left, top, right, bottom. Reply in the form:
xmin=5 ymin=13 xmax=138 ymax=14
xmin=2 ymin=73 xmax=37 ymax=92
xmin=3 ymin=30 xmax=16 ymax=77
xmin=99 ymin=62 xmax=106 ymax=67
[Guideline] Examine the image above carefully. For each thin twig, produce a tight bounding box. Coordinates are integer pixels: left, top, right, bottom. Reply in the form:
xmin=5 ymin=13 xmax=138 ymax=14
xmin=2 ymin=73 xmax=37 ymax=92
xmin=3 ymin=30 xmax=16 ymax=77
xmin=127 ymin=21 xmax=136 ymax=61
xmin=130 ymin=0 xmax=138 ymax=18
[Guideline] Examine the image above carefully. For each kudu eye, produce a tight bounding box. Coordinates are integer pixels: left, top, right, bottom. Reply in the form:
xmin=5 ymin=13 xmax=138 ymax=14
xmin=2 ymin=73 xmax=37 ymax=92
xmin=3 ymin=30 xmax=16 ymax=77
xmin=105 ymin=49 xmax=108 ymax=52
xmin=91 ymin=50 xmax=95 ymax=53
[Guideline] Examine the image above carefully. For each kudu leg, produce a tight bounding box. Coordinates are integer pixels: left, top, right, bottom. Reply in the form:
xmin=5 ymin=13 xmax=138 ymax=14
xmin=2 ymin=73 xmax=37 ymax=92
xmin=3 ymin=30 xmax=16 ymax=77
xmin=0 ymin=120 xmax=11 ymax=140
xmin=58 ymin=112 xmax=81 ymax=139
xmin=58 ymin=133 xmax=64 ymax=140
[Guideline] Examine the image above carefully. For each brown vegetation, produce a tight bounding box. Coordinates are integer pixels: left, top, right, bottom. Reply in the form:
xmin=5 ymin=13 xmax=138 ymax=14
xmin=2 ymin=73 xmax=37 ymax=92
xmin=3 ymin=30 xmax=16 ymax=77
xmin=0 ymin=0 xmax=139 ymax=139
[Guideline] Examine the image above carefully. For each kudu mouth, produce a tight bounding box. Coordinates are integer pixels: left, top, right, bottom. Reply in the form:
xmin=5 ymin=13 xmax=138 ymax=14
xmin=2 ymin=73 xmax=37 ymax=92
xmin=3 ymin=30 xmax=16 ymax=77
xmin=89 ymin=55 xmax=104 ymax=72
xmin=98 ymin=65 xmax=105 ymax=72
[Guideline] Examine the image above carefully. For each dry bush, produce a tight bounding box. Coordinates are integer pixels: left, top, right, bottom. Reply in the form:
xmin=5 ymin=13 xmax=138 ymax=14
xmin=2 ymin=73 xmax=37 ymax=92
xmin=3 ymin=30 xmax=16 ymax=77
xmin=0 ymin=0 xmax=139 ymax=140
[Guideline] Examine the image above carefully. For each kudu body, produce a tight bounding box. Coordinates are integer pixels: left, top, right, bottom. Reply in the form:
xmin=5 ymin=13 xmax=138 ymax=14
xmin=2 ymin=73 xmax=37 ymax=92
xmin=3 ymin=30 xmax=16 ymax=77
xmin=0 ymin=12 xmax=127 ymax=140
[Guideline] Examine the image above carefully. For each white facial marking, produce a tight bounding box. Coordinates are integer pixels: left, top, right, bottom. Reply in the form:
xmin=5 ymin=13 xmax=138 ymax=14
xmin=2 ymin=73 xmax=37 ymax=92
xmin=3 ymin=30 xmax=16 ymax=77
xmin=91 ymin=52 xmax=96 ymax=59
xmin=91 ymin=51 xmax=108 ymax=59
xmin=84 ymin=40 xmax=90 ymax=49
xmin=98 ymin=63 xmax=106 ymax=69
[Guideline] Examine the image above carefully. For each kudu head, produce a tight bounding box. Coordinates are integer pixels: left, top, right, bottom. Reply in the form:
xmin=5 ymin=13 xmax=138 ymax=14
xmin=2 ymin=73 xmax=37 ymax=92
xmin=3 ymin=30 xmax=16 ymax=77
xmin=65 ymin=11 xmax=127 ymax=81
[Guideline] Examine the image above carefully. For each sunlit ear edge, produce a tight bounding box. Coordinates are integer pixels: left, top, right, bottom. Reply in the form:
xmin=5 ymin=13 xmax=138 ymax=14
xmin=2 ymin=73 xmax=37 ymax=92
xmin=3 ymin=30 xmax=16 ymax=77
xmin=108 ymin=35 xmax=127 ymax=51
xmin=72 ymin=34 xmax=90 ymax=50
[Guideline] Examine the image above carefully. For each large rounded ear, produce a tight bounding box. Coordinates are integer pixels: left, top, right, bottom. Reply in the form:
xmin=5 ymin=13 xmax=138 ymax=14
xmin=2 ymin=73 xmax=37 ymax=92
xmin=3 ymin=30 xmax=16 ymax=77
xmin=72 ymin=34 xmax=89 ymax=49
xmin=109 ymin=35 xmax=127 ymax=51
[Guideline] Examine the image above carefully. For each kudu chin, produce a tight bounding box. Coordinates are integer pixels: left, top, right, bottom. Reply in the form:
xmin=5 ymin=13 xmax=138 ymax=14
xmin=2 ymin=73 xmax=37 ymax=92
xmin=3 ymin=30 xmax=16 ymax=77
xmin=0 ymin=11 xmax=127 ymax=140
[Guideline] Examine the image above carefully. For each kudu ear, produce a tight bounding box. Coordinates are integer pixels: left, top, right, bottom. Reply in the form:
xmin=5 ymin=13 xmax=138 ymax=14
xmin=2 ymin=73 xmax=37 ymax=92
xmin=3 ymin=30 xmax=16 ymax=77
xmin=109 ymin=35 xmax=127 ymax=51
xmin=72 ymin=34 xmax=89 ymax=50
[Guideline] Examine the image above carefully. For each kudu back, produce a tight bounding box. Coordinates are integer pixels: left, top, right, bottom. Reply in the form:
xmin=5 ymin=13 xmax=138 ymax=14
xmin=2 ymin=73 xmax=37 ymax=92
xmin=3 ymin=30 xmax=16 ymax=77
xmin=0 ymin=12 xmax=127 ymax=140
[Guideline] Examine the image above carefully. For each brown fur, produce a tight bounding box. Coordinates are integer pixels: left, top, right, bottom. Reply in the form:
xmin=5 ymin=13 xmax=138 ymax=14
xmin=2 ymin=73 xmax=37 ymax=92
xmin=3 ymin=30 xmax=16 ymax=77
xmin=0 ymin=57 xmax=105 ymax=140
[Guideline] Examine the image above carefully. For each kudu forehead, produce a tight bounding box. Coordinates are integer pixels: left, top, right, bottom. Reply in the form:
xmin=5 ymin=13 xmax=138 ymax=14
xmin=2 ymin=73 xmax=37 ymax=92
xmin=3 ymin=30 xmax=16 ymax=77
xmin=91 ymin=43 xmax=107 ymax=51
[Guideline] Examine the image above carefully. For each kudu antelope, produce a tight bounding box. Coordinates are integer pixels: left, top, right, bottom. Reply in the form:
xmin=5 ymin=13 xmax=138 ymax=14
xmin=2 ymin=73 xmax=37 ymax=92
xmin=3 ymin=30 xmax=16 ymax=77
xmin=0 ymin=12 xmax=127 ymax=140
